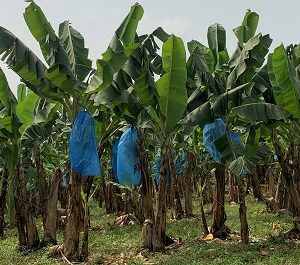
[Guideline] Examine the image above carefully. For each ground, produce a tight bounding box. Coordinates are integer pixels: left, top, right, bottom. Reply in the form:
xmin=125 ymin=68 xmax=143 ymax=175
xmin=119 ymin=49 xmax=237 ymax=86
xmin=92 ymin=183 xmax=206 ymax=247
xmin=1 ymin=197 xmax=300 ymax=265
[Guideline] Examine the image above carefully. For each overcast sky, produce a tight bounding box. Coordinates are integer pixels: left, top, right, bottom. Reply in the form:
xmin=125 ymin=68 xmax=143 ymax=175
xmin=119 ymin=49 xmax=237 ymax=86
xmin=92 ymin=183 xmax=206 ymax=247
xmin=1 ymin=0 xmax=299 ymax=93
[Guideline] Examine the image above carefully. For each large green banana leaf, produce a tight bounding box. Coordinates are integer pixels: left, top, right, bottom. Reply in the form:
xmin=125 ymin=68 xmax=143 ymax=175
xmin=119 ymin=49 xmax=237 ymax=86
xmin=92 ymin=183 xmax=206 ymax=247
xmin=0 ymin=68 xmax=17 ymax=112
xmin=0 ymin=27 xmax=66 ymax=102
xmin=87 ymin=4 xmax=144 ymax=93
xmin=207 ymin=23 xmax=228 ymax=68
xmin=156 ymin=35 xmax=187 ymax=133
xmin=268 ymin=45 xmax=300 ymax=119
xmin=24 ymin=1 xmax=77 ymax=93
xmin=233 ymin=10 xmax=259 ymax=45
xmin=227 ymin=33 xmax=272 ymax=88
xmin=232 ymin=102 xmax=291 ymax=123
xmin=59 ymin=21 xmax=92 ymax=82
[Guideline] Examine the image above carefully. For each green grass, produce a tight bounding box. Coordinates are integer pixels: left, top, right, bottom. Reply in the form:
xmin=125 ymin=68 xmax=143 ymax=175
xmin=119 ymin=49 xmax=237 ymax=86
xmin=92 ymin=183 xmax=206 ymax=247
xmin=1 ymin=197 xmax=299 ymax=265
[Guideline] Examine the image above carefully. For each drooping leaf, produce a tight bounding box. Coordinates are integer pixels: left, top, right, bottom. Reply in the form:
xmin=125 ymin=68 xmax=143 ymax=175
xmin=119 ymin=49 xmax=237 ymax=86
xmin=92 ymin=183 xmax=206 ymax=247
xmin=0 ymin=27 xmax=64 ymax=102
xmin=24 ymin=1 xmax=77 ymax=93
xmin=180 ymin=101 xmax=213 ymax=127
xmin=227 ymin=33 xmax=272 ymax=88
xmin=211 ymin=82 xmax=254 ymax=116
xmin=232 ymin=102 xmax=291 ymax=123
xmin=0 ymin=68 xmax=17 ymax=111
xmin=188 ymin=40 xmax=215 ymax=73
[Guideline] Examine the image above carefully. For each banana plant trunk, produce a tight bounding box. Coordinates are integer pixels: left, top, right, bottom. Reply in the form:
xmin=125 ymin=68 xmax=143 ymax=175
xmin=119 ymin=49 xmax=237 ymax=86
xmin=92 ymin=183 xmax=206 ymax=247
xmin=14 ymin=164 xmax=40 ymax=248
xmin=229 ymin=171 xmax=239 ymax=203
xmin=81 ymin=176 xmax=93 ymax=261
xmin=42 ymin=169 xmax=61 ymax=245
xmin=185 ymin=152 xmax=195 ymax=217
xmin=267 ymin=168 xmax=276 ymax=198
xmin=33 ymin=143 xmax=48 ymax=216
xmin=0 ymin=168 xmax=8 ymax=238
xmin=273 ymin=135 xmax=300 ymax=216
xmin=152 ymin=146 xmax=169 ymax=251
xmin=202 ymin=173 xmax=213 ymax=204
xmin=170 ymin=158 xmax=184 ymax=220
xmin=251 ymin=166 xmax=264 ymax=201
xmin=211 ymin=167 xmax=227 ymax=238
xmin=238 ymin=184 xmax=249 ymax=244
xmin=275 ymin=173 xmax=288 ymax=208
xmin=63 ymin=170 xmax=82 ymax=260
xmin=33 ymin=144 xmax=60 ymax=245
xmin=198 ymin=179 xmax=209 ymax=237
xmin=137 ymin=134 xmax=154 ymax=221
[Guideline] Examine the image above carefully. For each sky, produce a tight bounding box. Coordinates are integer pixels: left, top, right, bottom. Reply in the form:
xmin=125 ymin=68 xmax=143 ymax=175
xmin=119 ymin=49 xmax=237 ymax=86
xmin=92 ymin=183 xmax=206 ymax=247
xmin=1 ymin=0 xmax=299 ymax=93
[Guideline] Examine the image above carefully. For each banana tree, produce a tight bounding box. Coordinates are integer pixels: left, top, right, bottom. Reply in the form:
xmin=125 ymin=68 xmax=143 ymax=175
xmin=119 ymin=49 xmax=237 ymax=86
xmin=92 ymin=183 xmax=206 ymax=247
xmin=234 ymin=43 xmax=300 ymax=223
xmin=181 ymin=10 xmax=272 ymax=239
xmin=89 ymin=26 xmax=171 ymax=237
xmin=136 ymin=34 xmax=187 ymax=251
xmin=0 ymin=0 xmax=144 ymax=259
xmin=0 ymin=68 xmax=46 ymax=248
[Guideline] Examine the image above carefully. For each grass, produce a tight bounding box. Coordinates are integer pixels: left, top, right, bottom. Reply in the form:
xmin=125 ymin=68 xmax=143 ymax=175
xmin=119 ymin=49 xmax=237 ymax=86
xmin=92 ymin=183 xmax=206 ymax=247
xmin=0 ymin=196 xmax=299 ymax=265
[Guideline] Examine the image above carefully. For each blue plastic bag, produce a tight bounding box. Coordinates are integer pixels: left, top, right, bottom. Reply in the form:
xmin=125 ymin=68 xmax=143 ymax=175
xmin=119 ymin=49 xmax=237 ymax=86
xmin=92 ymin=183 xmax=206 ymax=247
xmin=117 ymin=128 xmax=141 ymax=185
xmin=62 ymin=175 xmax=68 ymax=188
xmin=112 ymin=138 xmax=119 ymax=182
xmin=70 ymin=110 xmax=100 ymax=176
xmin=203 ymin=118 xmax=243 ymax=163
xmin=175 ymin=151 xmax=188 ymax=174
xmin=203 ymin=118 xmax=226 ymax=163
xmin=154 ymin=156 xmax=161 ymax=184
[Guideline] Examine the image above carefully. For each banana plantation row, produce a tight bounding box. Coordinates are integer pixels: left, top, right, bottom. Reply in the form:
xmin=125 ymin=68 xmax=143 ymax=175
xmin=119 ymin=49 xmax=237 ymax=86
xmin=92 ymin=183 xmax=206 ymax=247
xmin=0 ymin=1 xmax=299 ymax=262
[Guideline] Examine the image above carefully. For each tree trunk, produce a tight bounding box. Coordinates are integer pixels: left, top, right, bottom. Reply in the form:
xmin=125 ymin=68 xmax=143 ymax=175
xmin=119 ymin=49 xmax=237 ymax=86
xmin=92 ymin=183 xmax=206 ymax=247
xmin=33 ymin=144 xmax=48 ymax=216
xmin=275 ymin=173 xmax=287 ymax=209
xmin=63 ymin=170 xmax=82 ymax=260
xmin=228 ymin=171 xmax=239 ymax=203
xmin=58 ymin=172 xmax=68 ymax=209
xmin=14 ymin=164 xmax=39 ymax=248
xmin=267 ymin=168 xmax=276 ymax=198
xmin=174 ymin=182 xmax=184 ymax=220
xmin=170 ymin=158 xmax=184 ymax=220
xmin=211 ymin=168 xmax=227 ymax=239
xmin=251 ymin=166 xmax=264 ymax=201
xmin=286 ymin=177 xmax=300 ymax=217
xmin=42 ymin=169 xmax=61 ymax=245
xmin=238 ymin=185 xmax=249 ymax=244
xmin=81 ymin=176 xmax=93 ymax=261
xmin=272 ymin=132 xmax=300 ymax=217
xmin=141 ymin=219 xmax=153 ymax=250
xmin=185 ymin=152 xmax=195 ymax=217
xmin=137 ymin=135 xmax=154 ymax=221
xmin=202 ymin=173 xmax=213 ymax=204
xmin=0 ymin=168 xmax=8 ymax=238
xmin=198 ymin=180 xmax=209 ymax=237
xmin=152 ymin=148 xmax=168 ymax=252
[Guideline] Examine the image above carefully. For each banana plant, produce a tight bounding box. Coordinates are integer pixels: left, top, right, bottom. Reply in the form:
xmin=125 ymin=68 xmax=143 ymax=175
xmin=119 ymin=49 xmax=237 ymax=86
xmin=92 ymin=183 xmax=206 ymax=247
xmin=0 ymin=1 xmax=145 ymax=259
xmin=234 ymin=43 xmax=300 ymax=220
xmin=0 ymin=67 xmax=59 ymax=248
xmin=179 ymin=10 xmax=272 ymax=242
